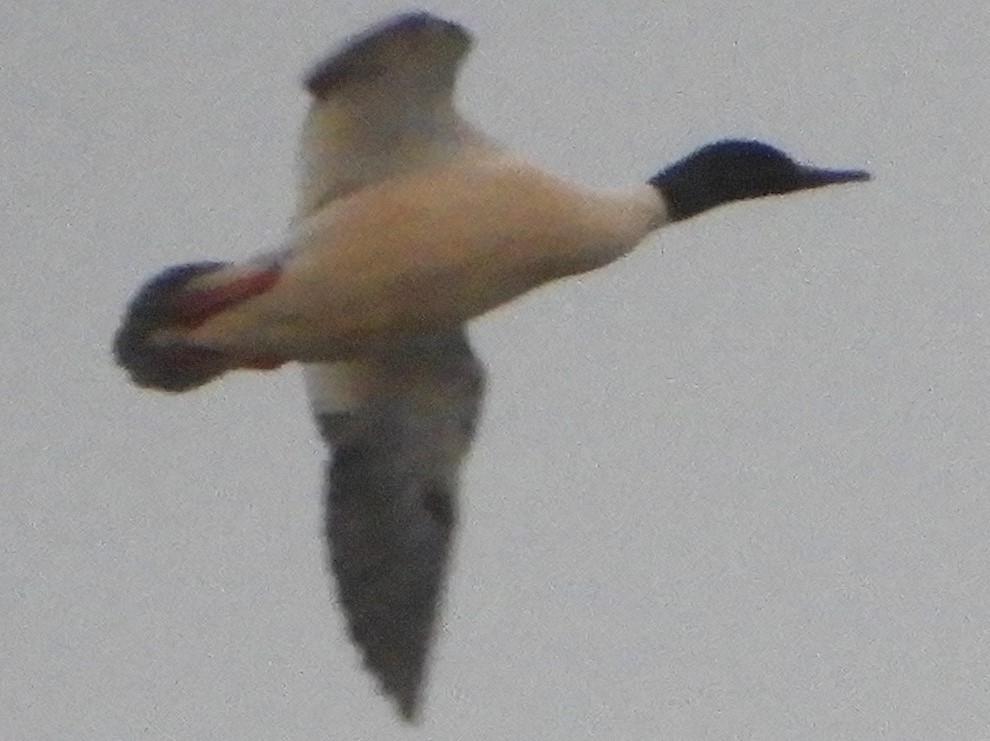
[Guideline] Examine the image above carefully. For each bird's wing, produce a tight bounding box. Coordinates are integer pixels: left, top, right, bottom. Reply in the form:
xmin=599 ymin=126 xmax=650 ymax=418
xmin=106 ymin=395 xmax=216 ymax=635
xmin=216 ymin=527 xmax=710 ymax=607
xmin=306 ymin=332 xmax=485 ymax=721
xmin=297 ymin=17 xmax=492 ymax=719
xmin=296 ymin=11 xmax=493 ymax=218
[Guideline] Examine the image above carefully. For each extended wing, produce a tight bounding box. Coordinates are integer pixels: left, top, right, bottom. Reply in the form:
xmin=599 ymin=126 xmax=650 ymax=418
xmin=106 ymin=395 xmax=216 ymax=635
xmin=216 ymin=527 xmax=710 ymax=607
xmin=298 ymin=14 xmax=490 ymax=721
xmin=309 ymin=333 xmax=484 ymax=721
xmin=296 ymin=11 xmax=491 ymax=217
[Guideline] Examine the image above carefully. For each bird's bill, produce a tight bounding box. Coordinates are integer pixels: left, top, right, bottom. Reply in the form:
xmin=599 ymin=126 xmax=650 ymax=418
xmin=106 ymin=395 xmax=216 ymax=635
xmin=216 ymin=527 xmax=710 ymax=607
xmin=796 ymin=165 xmax=872 ymax=189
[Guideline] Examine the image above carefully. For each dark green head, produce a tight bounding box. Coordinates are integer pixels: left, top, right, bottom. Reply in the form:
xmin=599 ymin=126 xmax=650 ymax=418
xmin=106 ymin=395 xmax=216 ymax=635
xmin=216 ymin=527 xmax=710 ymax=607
xmin=650 ymin=139 xmax=870 ymax=221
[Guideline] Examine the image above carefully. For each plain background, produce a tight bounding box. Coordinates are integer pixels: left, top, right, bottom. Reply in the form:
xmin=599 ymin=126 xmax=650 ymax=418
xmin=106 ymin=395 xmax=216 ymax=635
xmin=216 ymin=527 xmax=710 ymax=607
xmin=3 ymin=1 xmax=989 ymax=738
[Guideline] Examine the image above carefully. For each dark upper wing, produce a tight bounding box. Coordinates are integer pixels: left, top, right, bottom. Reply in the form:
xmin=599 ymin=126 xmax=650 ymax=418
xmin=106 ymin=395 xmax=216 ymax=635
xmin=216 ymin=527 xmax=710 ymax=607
xmin=307 ymin=332 xmax=485 ymax=721
xmin=303 ymin=12 xmax=471 ymax=101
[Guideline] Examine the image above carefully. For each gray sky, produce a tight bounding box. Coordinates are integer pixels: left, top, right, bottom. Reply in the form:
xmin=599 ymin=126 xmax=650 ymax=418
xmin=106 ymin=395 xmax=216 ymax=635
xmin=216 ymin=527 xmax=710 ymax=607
xmin=4 ymin=1 xmax=989 ymax=738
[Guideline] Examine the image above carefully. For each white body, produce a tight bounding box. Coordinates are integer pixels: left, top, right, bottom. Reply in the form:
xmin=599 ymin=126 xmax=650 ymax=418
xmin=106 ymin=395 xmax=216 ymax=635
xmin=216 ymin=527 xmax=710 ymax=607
xmin=181 ymin=152 xmax=666 ymax=363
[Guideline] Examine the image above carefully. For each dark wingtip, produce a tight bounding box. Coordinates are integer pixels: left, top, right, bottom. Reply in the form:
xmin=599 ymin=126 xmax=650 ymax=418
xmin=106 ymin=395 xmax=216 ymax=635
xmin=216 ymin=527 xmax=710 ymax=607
xmin=304 ymin=12 xmax=471 ymax=99
xmin=396 ymin=692 xmax=422 ymax=724
xmin=113 ymin=262 xmax=231 ymax=393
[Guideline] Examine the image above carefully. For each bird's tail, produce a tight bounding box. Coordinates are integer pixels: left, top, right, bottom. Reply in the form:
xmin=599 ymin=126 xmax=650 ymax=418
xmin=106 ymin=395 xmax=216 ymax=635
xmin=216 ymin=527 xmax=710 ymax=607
xmin=113 ymin=261 xmax=283 ymax=392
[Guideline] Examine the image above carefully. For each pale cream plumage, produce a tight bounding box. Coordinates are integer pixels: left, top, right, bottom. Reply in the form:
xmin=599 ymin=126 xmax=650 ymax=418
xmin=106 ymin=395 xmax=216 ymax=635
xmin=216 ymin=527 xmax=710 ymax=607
xmin=181 ymin=157 xmax=665 ymax=361
xmin=113 ymin=11 xmax=869 ymax=723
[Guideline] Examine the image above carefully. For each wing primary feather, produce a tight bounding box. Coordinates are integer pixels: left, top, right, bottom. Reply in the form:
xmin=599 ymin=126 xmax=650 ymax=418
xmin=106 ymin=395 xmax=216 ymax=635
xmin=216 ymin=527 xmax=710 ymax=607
xmin=313 ymin=332 xmax=484 ymax=722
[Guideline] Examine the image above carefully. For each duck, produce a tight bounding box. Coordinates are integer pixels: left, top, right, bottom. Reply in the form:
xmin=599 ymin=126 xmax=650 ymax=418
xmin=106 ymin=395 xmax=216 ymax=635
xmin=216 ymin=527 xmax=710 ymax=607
xmin=113 ymin=12 xmax=870 ymax=723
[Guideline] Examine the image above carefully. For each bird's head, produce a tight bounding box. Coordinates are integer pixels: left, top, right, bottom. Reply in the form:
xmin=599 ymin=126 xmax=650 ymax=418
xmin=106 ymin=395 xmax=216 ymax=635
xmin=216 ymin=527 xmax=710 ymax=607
xmin=650 ymin=139 xmax=871 ymax=220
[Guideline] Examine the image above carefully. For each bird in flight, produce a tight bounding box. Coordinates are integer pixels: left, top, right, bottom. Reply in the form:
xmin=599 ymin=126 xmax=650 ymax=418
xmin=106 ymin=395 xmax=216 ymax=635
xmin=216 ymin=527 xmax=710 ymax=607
xmin=114 ymin=12 xmax=869 ymax=722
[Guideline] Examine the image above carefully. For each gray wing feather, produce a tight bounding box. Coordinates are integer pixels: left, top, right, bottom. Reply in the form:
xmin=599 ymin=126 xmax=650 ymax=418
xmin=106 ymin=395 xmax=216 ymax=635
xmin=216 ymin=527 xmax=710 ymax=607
xmin=304 ymin=13 xmax=471 ymax=100
xmin=313 ymin=332 xmax=484 ymax=721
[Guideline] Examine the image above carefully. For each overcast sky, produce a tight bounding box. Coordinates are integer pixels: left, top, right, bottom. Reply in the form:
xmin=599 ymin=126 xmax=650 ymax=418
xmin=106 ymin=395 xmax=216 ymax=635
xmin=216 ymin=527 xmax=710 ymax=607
xmin=4 ymin=1 xmax=989 ymax=739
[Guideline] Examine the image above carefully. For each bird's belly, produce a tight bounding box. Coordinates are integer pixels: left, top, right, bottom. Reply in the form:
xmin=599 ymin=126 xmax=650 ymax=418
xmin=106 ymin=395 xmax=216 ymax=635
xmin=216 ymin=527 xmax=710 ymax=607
xmin=184 ymin=167 xmax=632 ymax=361
xmin=184 ymin=233 xmax=575 ymax=362
xmin=264 ymin=240 xmax=563 ymax=358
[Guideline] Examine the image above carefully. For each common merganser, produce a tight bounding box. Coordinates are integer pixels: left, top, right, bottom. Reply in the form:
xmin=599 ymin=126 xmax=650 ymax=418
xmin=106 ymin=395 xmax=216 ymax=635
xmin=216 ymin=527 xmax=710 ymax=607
xmin=114 ymin=12 xmax=870 ymax=722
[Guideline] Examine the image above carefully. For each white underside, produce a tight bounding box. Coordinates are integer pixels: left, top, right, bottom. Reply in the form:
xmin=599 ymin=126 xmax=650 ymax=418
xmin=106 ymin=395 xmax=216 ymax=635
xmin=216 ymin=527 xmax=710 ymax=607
xmin=303 ymin=361 xmax=368 ymax=414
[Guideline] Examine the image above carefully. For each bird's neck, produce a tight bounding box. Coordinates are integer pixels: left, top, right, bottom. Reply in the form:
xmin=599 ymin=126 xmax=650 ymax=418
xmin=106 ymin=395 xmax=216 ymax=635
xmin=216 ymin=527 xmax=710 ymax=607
xmin=543 ymin=182 xmax=671 ymax=276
